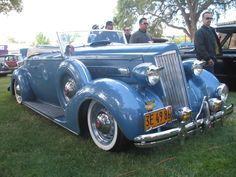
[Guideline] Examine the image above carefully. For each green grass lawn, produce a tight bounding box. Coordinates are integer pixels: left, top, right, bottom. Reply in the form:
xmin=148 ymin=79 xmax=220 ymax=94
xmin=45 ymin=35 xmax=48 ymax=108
xmin=0 ymin=75 xmax=235 ymax=177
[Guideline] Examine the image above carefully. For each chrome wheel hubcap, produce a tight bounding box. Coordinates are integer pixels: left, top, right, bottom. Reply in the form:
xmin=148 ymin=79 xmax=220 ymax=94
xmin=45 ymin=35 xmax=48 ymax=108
xmin=63 ymin=78 xmax=76 ymax=102
xmin=14 ymin=82 xmax=22 ymax=104
xmin=92 ymin=107 xmax=115 ymax=145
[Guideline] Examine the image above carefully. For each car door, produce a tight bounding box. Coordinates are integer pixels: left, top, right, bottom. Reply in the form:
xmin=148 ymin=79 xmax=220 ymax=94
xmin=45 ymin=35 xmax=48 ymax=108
xmin=215 ymin=31 xmax=236 ymax=89
xmin=27 ymin=56 xmax=64 ymax=105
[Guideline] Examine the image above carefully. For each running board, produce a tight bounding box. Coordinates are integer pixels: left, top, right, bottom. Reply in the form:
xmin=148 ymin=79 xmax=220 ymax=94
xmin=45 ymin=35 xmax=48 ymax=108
xmin=23 ymin=101 xmax=65 ymax=123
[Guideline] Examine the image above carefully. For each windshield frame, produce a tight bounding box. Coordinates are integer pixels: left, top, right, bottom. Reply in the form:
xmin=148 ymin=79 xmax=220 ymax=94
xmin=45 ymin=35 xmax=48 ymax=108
xmin=57 ymin=30 xmax=127 ymax=57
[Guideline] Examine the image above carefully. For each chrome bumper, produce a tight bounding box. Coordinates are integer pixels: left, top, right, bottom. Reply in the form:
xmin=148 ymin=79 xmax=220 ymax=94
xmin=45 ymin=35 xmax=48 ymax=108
xmin=0 ymin=70 xmax=11 ymax=74
xmin=134 ymin=104 xmax=234 ymax=148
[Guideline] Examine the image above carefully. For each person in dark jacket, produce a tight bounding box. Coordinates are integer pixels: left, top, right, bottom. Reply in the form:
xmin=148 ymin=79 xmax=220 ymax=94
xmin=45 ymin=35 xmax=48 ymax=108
xmin=130 ymin=17 xmax=152 ymax=43
xmin=194 ymin=11 xmax=220 ymax=73
xmin=123 ymin=27 xmax=131 ymax=43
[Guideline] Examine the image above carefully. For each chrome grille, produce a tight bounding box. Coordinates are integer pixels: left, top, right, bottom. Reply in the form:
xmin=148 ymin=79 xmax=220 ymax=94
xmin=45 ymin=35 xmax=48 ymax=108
xmin=155 ymin=50 xmax=189 ymax=109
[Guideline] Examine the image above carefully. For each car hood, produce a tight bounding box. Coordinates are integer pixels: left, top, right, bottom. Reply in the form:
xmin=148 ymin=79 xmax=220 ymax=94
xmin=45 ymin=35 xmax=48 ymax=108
xmin=75 ymin=43 xmax=178 ymax=57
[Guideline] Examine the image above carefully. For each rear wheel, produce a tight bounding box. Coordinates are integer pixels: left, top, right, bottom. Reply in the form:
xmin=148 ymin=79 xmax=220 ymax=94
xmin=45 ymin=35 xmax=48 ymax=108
xmin=87 ymin=100 xmax=128 ymax=151
xmin=14 ymin=80 xmax=22 ymax=104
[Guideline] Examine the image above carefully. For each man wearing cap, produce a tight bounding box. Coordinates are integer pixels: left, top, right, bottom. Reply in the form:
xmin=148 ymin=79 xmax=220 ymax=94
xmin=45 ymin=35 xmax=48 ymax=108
xmin=130 ymin=17 xmax=152 ymax=43
xmin=105 ymin=21 xmax=114 ymax=30
xmin=98 ymin=21 xmax=121 ymax=43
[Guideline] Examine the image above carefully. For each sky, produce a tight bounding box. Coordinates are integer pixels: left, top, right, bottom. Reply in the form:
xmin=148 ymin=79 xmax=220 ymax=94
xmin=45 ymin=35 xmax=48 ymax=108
xmin=0 ymin=0 xmax=235 ymax=44
xmin=0 ymin=0 xmax=118 ymax=43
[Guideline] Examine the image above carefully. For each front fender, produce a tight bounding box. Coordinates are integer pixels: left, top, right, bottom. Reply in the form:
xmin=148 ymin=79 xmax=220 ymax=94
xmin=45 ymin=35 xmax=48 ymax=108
xmin=183 ymin=59 xmax=222 ymax=117
xmin=198 ymin=70 xmax=221 ymax=96
xmin=183 ymin=58 xmax=221 ymax=96
xmin=182 ymin=58 xmax=196 ymax=78
xmin=65 ymin=78 xmax=164 ymax=140
xmin=187 ymin=69 xmax=221 ymax=98
xmin=186 ymin=70 xmax=221 ymax=118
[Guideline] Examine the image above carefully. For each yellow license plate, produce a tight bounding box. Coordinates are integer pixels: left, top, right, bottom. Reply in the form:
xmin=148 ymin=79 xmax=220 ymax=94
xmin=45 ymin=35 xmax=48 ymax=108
xmin=144 ymin=106 xmax=172 ymax=131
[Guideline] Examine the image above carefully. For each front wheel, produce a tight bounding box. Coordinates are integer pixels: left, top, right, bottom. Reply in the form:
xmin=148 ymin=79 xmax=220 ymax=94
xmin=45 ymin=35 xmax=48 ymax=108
xmin=87 ymin=100 xmax=128 ymax=151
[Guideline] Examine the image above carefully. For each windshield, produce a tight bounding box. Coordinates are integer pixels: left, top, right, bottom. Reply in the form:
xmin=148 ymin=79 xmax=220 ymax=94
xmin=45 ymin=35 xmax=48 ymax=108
xmin=57 ymin=30 xmax=127 ymax=56
xmin=218 ymin=32 xmax=236 ymax=49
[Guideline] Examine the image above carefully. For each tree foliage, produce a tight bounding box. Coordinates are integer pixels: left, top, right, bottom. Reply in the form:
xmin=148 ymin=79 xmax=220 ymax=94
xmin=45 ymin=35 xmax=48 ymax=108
xmin=60 ymin=33 xmax=80 ymax=44
xmin=114 ymin=0 xmax=236 ymax=40
xmin=0 ymin=0 xmax=23 ymax=14
xmin=33 ymin=33 xmax=50 ymax=46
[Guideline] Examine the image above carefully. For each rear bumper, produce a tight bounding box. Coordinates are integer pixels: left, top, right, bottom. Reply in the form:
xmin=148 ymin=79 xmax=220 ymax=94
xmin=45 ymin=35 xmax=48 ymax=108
xmin=134 ymin=104 xmax=234 ymax=147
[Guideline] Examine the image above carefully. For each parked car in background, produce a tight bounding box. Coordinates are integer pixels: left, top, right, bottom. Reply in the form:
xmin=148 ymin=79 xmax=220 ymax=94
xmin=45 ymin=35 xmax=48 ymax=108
xmin=180 ymin=22 xmax=236 ymax=90
xmin=0 ymin=59 xmax=11 ymax=76
xmin=177 ymin=42 xmax=194 ymax=50
xmin=0 ymin=54 xmax=23 ymax=71
xmin=152 ymin=37 xmax=168 ymax=43
xmin=9 ymin=30 xmax=233 ymax=151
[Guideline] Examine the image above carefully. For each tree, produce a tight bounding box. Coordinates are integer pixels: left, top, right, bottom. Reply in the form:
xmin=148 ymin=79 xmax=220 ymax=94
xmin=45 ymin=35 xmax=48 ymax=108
xmin=33 ymin=33 xmax=50 ymax=46
xmin=0 ymin=0 xmax=23 ymax=14
xmin=114 ymin=0 xmax=236 ymax=41
xmin=114 ymin=0 xmax=163 ymax=37
xmin=60 ymin=33 xmax=80 ymax=44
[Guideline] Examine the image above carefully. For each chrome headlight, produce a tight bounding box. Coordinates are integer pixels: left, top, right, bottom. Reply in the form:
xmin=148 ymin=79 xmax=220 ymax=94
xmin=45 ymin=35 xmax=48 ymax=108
xmin=217 ymin=83 xmax=229 ymax=102
xmin=64 ymin=78 xmax=76 ymax=101
xmin=192 ymin=60 xmax=205 ymax=75
xmin=146 ymin=65 xmax=162 ymax=86
xmin=132 ymin=63 xmax=163 ymax=86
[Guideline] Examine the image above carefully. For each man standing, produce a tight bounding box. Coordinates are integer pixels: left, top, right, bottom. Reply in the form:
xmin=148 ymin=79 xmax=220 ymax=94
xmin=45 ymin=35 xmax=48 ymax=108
xmin=194 ymin=11 xmax=220 ymax=73
xmin=123 ymin=27 xmax=131 ymax=43
xmin=130 ymin=17 xmax=152 ymax=43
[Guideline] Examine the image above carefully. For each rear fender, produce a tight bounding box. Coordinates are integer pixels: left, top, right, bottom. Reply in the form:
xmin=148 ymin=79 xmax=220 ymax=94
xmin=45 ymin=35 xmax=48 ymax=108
xmin=11 ymin=69 xmax=35 ymax=101
xmin=56 ymin=59 xmax=92 ymax=109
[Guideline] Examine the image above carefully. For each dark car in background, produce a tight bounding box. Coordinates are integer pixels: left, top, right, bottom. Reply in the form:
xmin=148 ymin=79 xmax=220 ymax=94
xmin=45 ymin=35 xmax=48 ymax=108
xmin=0 ymin=59 xmax=11 ymax=76
xmin=177 ymin=42 xmax=194 ymax=50
xmin=181 ymin=22 xmax=236 ymax=90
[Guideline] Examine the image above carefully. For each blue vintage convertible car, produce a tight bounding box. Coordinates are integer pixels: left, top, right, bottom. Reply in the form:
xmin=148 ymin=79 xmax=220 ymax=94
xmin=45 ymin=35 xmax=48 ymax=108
xmin=9 ymin=30 xmax=233 ymax=151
